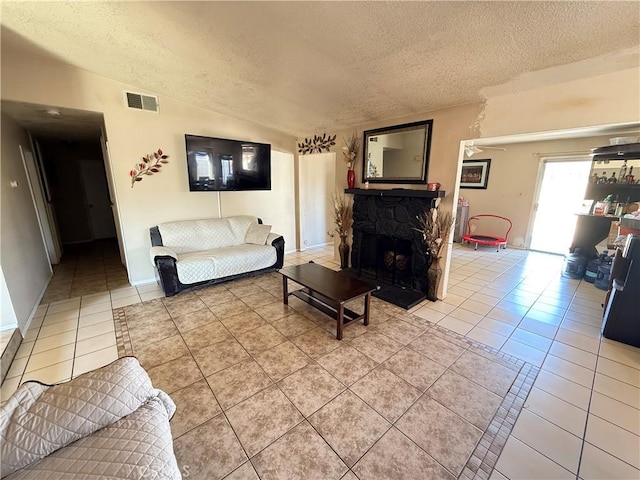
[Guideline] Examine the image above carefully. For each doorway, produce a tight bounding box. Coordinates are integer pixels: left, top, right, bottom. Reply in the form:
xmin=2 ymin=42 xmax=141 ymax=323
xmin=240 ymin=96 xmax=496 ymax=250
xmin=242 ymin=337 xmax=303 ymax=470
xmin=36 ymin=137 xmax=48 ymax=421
xmin=528 ymin=157 xmax=592 ymax=254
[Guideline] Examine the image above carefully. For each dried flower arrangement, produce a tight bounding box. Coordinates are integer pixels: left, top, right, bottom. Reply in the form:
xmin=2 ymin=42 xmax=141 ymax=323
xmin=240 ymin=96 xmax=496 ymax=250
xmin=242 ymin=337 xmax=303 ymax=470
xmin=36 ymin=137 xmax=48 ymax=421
xmin=297 ymin=133 xmax=336 ymax=154
xmin=415 ymin=208 xmax=454 ymax=260
xmin=342 ymin=132 xmax=361 ymax=170
xmin=328 ymin=193 xmax=352 ymax=241
xmin=130 ymin=149 xmax=169 ymax=187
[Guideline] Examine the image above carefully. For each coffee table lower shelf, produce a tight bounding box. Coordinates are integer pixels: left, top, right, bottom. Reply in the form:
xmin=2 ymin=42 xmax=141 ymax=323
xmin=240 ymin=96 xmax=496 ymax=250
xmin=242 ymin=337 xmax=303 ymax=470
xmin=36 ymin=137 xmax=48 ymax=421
xmin=290 ymin=288 xmax=367 ymax=330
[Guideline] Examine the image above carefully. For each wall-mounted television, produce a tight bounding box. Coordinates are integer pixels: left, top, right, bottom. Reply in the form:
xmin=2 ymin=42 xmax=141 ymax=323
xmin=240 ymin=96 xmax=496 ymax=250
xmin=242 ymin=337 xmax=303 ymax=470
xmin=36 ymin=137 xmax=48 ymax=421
xmin=185 ymin=134 xmax=271 ymax=191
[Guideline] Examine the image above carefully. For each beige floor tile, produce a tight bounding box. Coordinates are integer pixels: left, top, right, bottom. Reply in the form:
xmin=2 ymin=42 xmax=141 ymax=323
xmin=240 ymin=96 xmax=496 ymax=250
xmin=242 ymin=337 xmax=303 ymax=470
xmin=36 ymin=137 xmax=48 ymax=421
xmin=253 ymin=341 xmax=311 ymax=382
xmin=466 ymin=326 xmax=508 ymax=350
xmin=353 ymin=427 xmax=453 ymax=480
xmin=78 ymin=309 xmax=113 ymax=328
xmin=495 ymin=436 xmax=573 ymax=480
xmin=549 ymin=341 xmax=598 ymax=370
xmin=593 ymin=372 xmax=640 ymax=408
xmin=277 ymin=363 xmax=345 ymax=417
xmin=500 ymin=339 xmax=547 ymax=366
xmin=559 ymin=319 xmax=600 ymax=338
xmin=181 ymin=320 xmax=232 ymax=350
xmin=518 ymin=317 xmax=559 ymax=339
xmin=309 ymin=390 xmax=390 ymax=467
xmin=555 ymin=328 xmax=600 ymax=354
xmin=146 ymin=354 xmax=203 ymax=394
xmin=110 ymin=286 xmax=139 ymax=300
xmin=111 ymin=294 xmax=141 ymax=309
xmin=599 ymin=340 xmax=640 ymax=370
xmin=252 ymin=421 xmax=348 ymax=479
xmin=579 ymin=442 xmax=640 ymax=480
xmin=384 ymin=347 xmax=446 ymax=391
xmin=191 ymin=339 xmax=250 ymax=376
xmin=427 ymin=370 xmax=502 ymax=430
xmin=412 ymin=306 xmax=446 ymax=323
xmin=450 ymin=349 xmax=518 ymax=396
xmin=396 ymin=395 xmax=482 ymax=477
xmin=21 ymin=359 xmax=73 ymax=385
xmin=31 ymin=330 xmax=77 ymax=355
xmin=14 ymin=341 xmax=34 ymax=360
xmin=533 ymin=370 xmax=591 ymax=411
xmin=225 ymin=385 xmax=303 ymax=457
xmin=169 ymin=379 xmax=222 ymax=438
xmin=236 ymin=324 xmax=286 ymax=355
xmin=77 ymin=320 xmax=115 ymax=341
xmin=477 ymin=317 xmax=516 ymax=337
xmin=171 ymin=308 xmax=218 ymax=333
xmin=524 ymin=387 xmax=587 ymax=437
xmin=72 ymin=345 xmax=118 ymax=377
xmin=350 ymin=367 xmax=420 ymax=423
xmin=585 ymin=414 xmax=640 ymax=469
xmin=220 ymin=311 xmax=267 ymax=336
xmin=42 ymin=309 xmax=79 ymax=326
xmin=46 ymin=298 xmax=81 ymax=314
xmin=133 ymin=333 xmax=190 ymax=367
xmin=539 ymin=357 xmax=596 ymax=392
xmin=589 ymin=391 xmax=640 ymax=436
xmin=511 ymin=409 xmax=582 ymax=473
xmin=223 ymin=462 xmax=259 ymax=480
xmin=26 ymin=344 xmax=75 ymax=373
xmin=509 ymin=328 xmax=553 ymax=352
xmin=271 ymin=313 xmax=318 ymax=338
xmin=0 ymin=376 xmax=21 ymax=402
xmin=291 ymin=328 xmax=341 ymax=359
xmin=79 ymin=301 xmax=112 ymax=317
xmin=75 ymin=331 xmax=116 ymax=357
xmin=5 ymin=355 xmax=29 ymax=379
xmin=207 ymin=359 xmax=273 ymax=410
xmin=596 ymin=357 xmax=640 ymax=387
xmin=173 ymin=415 xmax=247 ymax=480
xmin=408 ymin=330 xmax=466 ymax=367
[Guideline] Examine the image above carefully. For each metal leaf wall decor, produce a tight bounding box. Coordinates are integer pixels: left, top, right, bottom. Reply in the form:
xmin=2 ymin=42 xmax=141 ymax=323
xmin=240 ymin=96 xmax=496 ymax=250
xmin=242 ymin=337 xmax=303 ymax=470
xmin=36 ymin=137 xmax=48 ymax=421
xmin=297 ymin=133 xmax=336 ymax=154
xmin=130 ymin=149 xmax=169 ymax=187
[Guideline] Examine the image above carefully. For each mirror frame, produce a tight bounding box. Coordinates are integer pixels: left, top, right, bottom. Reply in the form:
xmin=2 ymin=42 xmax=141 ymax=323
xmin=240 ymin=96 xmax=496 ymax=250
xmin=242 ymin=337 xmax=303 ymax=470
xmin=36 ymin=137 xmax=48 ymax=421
xmin=362 ymin=119 xmax=433 ymax=184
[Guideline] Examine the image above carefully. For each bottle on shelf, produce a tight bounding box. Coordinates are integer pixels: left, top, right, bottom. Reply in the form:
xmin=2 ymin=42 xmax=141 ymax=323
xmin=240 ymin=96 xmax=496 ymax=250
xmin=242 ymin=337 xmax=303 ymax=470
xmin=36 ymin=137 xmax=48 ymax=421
xmin=608 ymin=172 xmax=617 ymax=184
xmin=598 ymin=172 xmax=608 ymax=184
xmin=619 ymin=160 xmax=628 ymax=181
xmin=625 ymin=165 xmax=635 ymax=184
xmin=590 ymin=172 xmax=599 ymax=184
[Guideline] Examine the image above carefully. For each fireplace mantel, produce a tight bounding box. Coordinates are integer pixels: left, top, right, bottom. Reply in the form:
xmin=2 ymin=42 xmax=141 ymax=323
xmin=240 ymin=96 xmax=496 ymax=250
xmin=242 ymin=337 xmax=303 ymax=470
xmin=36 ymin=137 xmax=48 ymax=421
xmin=345 ymin=188 xmax=445 ymax=199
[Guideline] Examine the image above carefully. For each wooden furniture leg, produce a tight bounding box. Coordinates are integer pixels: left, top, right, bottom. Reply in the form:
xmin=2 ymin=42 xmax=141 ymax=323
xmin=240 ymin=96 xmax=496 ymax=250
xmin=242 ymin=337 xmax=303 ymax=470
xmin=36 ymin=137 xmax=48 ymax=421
xmin=337 ymin=303 xmax=344 ymax=340
xmin=364 ymin=293 xmax=371 ymax=326
xmin=282 ymin=275 xmax=289 ymax=304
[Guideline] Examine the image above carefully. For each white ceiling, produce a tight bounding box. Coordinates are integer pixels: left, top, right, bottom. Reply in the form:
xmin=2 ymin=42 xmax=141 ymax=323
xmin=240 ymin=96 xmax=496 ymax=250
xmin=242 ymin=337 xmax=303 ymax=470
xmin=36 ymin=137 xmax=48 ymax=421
xmin=1 ymin=1 xmax=639 ymax=138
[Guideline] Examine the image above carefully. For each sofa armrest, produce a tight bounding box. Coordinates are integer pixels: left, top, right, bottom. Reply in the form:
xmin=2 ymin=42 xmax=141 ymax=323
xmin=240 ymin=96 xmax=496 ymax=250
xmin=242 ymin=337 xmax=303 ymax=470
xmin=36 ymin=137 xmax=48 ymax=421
xmin=150 ymin=247 xmax=180 ymax=297
xmin=150 ymin=246 xmax=177 ymax=264
xmin=269 ymin=233 xmax=285 ymax=269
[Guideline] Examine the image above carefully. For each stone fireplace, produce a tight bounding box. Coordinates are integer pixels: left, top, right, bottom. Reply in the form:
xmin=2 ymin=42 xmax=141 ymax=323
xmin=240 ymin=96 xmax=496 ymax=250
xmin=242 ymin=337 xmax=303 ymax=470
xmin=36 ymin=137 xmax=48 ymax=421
xmin=347 ymin=188 xmax=443 ymax=308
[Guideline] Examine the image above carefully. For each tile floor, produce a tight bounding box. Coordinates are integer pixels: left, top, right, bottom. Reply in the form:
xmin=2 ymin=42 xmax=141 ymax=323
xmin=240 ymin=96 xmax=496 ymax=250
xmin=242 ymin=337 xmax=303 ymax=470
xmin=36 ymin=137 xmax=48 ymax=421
xmin=1 ymin=243 xmax=638 ymax=480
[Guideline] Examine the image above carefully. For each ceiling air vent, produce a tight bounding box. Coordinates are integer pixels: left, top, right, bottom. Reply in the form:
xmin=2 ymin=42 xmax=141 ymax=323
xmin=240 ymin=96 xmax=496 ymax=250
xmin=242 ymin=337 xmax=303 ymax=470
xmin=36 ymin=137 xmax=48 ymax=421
xmin=125 ymin=91 xmax=159 ymax=112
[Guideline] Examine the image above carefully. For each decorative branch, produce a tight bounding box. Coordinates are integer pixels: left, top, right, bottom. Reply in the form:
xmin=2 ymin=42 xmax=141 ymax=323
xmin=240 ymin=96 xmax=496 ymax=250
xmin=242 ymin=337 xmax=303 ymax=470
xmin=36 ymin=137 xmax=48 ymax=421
xmin=342 ymin=132 xmax=360 ymax=170
xmin=297 ymin=133 xmax=336 ymax=154
xmin=130 ymin=149 xmax=169 ymax=187
xmin=328 ymin=192 xmax=352 ymax=240
xmin=415 ymin=208 xmax=454 ymax=259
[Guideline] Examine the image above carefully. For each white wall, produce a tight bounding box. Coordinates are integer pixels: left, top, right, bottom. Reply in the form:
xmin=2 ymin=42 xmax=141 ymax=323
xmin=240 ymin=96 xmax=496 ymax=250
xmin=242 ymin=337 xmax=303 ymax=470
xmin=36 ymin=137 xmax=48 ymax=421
xmin=1 ymin=46 xmax=298 ymax=285
xmin=1 ymin=113 xmax=52 ymax=332
xmin=298 ymin=152 xmax=336 ymax=249
xmin=481 ymin=68 xmax=640 ymax=137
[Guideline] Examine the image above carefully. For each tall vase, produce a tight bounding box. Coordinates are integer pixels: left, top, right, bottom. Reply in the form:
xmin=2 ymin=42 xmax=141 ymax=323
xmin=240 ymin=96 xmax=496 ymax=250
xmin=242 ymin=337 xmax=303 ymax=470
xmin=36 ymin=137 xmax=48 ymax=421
xmin=339 ymin=236 xmax=350 ymax=269
xmin=347 ymin=169 xmax=356 ymax=189
xmin=426 ymin=257 xmax=442 ymax=301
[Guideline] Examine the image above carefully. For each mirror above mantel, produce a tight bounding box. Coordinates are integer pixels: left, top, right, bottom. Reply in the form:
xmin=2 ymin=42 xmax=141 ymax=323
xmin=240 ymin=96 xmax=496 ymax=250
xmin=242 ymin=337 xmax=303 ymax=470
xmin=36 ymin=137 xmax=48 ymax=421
xmin=362 ymin=119 xmax=433 ymax=184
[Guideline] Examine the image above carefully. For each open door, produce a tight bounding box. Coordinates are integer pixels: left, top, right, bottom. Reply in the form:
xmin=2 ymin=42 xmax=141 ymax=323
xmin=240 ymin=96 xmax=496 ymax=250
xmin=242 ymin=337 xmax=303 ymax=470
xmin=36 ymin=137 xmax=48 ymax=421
xmin=100 ymin=134 xmax=127 ymax=266
xmin=20 ymin=145 xmax=58 ymax=266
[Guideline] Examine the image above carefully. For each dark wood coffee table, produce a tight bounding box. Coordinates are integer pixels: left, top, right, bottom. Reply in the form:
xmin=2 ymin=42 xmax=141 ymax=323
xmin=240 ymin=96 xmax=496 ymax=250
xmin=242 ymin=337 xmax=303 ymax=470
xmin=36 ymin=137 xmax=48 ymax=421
xmin=280 ymin=262 xmax=379 ymax=340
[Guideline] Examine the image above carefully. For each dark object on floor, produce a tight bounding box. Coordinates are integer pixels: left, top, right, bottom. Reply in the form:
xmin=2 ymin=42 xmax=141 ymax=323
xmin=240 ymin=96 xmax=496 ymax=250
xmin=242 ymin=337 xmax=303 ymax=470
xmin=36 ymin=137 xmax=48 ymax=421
xmin=562 ymin=249 xmax=588 ymax=279
xmin=462 ymin=214 xmax=512 ymax=251
xmin=279 ymin=262 xmax=378 ymax=340
xmin=373 ymin=285 xmax=426 ymax=309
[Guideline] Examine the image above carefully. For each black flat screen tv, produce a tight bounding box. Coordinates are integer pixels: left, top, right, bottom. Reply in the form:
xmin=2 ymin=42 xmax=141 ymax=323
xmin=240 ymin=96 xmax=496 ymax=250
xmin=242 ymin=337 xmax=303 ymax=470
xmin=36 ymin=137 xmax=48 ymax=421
xmin=185 ymin=134 xmax=271 ymax=191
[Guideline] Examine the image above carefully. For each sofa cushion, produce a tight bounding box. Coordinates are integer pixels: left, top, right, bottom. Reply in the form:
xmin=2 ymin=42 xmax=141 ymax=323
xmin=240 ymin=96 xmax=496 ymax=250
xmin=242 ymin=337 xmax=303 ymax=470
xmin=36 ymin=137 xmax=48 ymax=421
xmin=176 ymin=244 xmax=277 ymax=284
xmin=157 ymin=216 xmax=258 ymax=254
xmin=245 ymin=223 xmax=272 ymax=245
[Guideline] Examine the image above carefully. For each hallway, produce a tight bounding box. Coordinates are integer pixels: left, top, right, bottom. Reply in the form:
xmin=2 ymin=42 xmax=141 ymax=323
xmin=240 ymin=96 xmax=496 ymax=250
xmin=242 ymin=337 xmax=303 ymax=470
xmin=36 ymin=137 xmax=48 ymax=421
xmin=40 ymin=239 xmax=129 ymax=304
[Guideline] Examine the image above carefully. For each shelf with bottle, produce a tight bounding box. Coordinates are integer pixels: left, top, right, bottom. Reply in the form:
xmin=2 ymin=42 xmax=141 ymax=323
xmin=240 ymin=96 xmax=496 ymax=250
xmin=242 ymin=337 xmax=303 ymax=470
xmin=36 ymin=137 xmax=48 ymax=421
xmin=589 ymin=157 xmax=640 ymax=186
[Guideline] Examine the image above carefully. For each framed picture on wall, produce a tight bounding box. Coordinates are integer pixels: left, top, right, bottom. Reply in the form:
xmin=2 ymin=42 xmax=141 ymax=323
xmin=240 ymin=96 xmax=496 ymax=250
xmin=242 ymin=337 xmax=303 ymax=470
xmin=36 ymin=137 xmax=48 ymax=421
xmin=460 ymin=159 xmax=491 ymax=189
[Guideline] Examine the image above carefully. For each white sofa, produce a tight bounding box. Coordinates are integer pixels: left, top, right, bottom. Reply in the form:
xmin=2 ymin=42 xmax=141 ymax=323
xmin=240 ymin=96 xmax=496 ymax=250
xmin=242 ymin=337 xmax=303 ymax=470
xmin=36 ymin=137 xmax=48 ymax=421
xmin=150 ymin=215 xmax=284 ymax=296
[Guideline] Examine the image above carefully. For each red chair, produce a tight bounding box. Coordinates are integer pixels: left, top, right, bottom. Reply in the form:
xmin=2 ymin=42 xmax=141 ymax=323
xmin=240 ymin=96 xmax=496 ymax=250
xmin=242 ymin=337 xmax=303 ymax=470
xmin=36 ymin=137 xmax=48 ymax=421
xmin=462 ymin=214 xmax=513 ymax=251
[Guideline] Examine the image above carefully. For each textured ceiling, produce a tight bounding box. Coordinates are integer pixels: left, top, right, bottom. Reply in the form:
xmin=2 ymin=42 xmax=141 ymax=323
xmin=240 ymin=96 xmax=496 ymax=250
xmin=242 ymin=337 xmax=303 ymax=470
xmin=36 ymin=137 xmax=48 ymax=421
xmin=1 ymin=1 xmax=639 ymax=137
